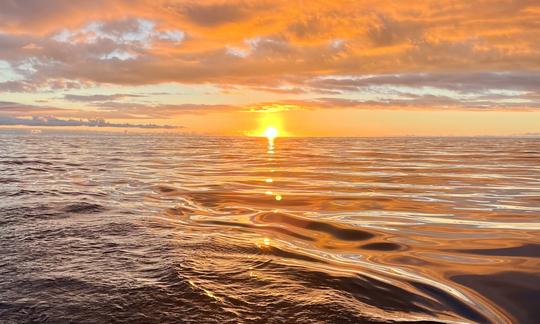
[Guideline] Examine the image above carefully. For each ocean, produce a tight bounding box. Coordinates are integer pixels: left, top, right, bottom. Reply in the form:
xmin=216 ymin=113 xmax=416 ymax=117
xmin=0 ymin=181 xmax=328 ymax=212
xmin=1 ymin=132 xmax=539 ymax=323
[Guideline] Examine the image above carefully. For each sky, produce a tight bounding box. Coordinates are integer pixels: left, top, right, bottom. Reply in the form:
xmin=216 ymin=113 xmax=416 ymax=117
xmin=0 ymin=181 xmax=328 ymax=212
xmin=0 ymin=0 xmax=539 ymax=136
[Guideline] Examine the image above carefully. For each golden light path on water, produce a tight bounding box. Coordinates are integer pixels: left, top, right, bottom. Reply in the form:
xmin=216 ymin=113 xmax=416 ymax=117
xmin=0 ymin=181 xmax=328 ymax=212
xmin=1 ymin=132 xmax=539 ymax=323
xmin=255 ymin=135 xmax=500 ymax=322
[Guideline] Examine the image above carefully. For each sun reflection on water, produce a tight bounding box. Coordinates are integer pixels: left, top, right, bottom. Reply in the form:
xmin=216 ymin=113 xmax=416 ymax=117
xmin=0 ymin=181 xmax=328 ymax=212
xmin=256 ymin=237 xmax=272 ymax=249
xmin=262 ymin=127 xmax=284 ymax=203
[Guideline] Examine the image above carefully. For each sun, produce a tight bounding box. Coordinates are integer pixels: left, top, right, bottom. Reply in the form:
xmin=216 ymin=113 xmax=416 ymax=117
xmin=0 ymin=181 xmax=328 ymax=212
xmin=264 ymin=126 xmax=278 ymax=139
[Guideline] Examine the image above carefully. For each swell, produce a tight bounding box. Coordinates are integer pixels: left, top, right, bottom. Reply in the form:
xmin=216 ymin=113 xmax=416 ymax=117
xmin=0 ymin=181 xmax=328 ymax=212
xmin=1 ymin=134 xmax=538 ymax=323
xmin=160 ymin=207 xmax=502 ymax=322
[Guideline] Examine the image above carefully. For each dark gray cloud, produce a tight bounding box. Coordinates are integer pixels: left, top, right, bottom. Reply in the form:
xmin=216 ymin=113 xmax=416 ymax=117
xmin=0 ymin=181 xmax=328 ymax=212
xmin=175 ymin=2 xmax=272 ymax=27
xmin=0 ymin=101 xmax=182 ymax=127
xmin=0 ymin=80 xmax=40 ymax=92
xmin=0 ymin=115 xmax=179 ymax=129
xmin=309 ymin=95 xmax=540 ymax=110
xmin=0 ymin=79 xmax=87 ymax=92
xmin=93 ymin=102 xmax=237 ymax=116
xmin=308 ymin=72 xmax=540 ymax=93
xmin=302 ymin=72 xmax=540 ymax=109
xmin=0 ymin=100 xmax=70 ymax=115
xmin=0 ymin=100 xmax=236 ymax=120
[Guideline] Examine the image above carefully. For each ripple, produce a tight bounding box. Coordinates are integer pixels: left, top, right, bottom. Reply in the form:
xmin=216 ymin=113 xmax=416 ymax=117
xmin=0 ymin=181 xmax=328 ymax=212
xmin=253 ymin=211 xmax=376 ymax=241
xmin=62 ymin=202 xmax=106 ymax=214
xmin=360 ymin=242 xmax=404 ymax=251
xmin=453 ymin=244 xmax=540 ymax=258
xmin=0 ymin=134 xmax=538 ymax=323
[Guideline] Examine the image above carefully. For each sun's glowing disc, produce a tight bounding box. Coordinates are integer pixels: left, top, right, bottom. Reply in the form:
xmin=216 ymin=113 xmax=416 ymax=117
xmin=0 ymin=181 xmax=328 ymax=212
xmin=264 ymin=127 xmax=278 ymax=139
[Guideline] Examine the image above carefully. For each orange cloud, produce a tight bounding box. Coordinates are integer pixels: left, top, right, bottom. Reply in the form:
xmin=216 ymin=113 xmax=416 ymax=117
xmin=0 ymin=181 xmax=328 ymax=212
xmin=1 ymin=1 xmax=538 ymax=77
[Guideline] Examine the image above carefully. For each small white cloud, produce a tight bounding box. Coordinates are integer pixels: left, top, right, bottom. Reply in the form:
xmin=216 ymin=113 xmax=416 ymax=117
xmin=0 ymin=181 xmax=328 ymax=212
xmin=55 ymin=19 xmax=184 ymax=47
xmin=157 ymin=30 xmax=185 ymax=43
xmin=226 ymin=46 xmax=250 ymax=57
xmin=330 ymin=39 xmax=345 ymax=49
xmin=0 ymin=60 xmax=24 ymax=82
xmin=100 ymin=50 xmax=137 ymax=61
xmin=52 ymin=29 xmax=73 ymax=42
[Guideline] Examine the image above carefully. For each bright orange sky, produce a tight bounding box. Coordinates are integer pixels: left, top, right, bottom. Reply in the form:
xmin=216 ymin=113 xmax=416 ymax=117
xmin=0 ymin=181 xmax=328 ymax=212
xmin=1 ymin=1 xmax=539 ymax=136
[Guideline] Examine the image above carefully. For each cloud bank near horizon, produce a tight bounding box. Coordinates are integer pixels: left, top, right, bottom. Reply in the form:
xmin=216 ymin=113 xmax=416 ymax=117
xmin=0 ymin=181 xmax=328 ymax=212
xmin=0 ymin=115 xmax=179 ymax=129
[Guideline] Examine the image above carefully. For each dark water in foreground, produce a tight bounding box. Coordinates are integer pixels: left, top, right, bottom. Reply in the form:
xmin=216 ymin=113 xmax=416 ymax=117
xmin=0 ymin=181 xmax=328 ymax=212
xmin=0 ymin=133 xmax=539 ymax=323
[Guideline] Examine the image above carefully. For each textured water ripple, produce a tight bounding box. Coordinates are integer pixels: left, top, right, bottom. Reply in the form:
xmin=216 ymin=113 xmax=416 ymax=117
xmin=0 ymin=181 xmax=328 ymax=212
xmin=0 ymin=133 xmax=539 ymax=323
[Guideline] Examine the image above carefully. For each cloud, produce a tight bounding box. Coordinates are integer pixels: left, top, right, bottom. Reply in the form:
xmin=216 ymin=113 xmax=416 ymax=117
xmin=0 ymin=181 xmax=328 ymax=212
xmin=93 ymin=102 xmax=237 ymax=117
xmin=0 ymin=79 xmax=91 ymax=92
xmin=0 ymin=115 xmax=179 ymax=129
xmin=0 ymin=1 xmax=538 ymax=83
xmin=64 ymin=93 xmax=144 ymax=102
xmin=0 ymin=100 xmax=236 ymax=120
xmin=308 ymin=72 xmax=540 ymax=93
xmin=301 ymin=72 xmax=540 ymax=109
xmin=241 ymin=103 xmax=304 ymax=113
xmin=179 ymin=2 xmax=250 ymax=26
xmin=0 ymin=80 xmax=40 ymax=92
xmin=367 ymin=14 xmax=423 ymax=47
xmin=0 ymin=0 xmax=538 ymax=121
xmin=0 ymin=100 xmax=74 ymax=115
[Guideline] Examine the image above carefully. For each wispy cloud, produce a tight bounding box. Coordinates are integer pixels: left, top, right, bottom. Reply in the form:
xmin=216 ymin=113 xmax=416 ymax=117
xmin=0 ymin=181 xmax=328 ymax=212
xmin=64 ymin=93 xmax=144 ymax=102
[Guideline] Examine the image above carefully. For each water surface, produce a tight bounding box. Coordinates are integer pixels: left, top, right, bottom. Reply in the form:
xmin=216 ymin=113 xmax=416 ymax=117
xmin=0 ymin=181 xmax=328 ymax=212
xmin=1 ymin=133 xmax=539 ymax=323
